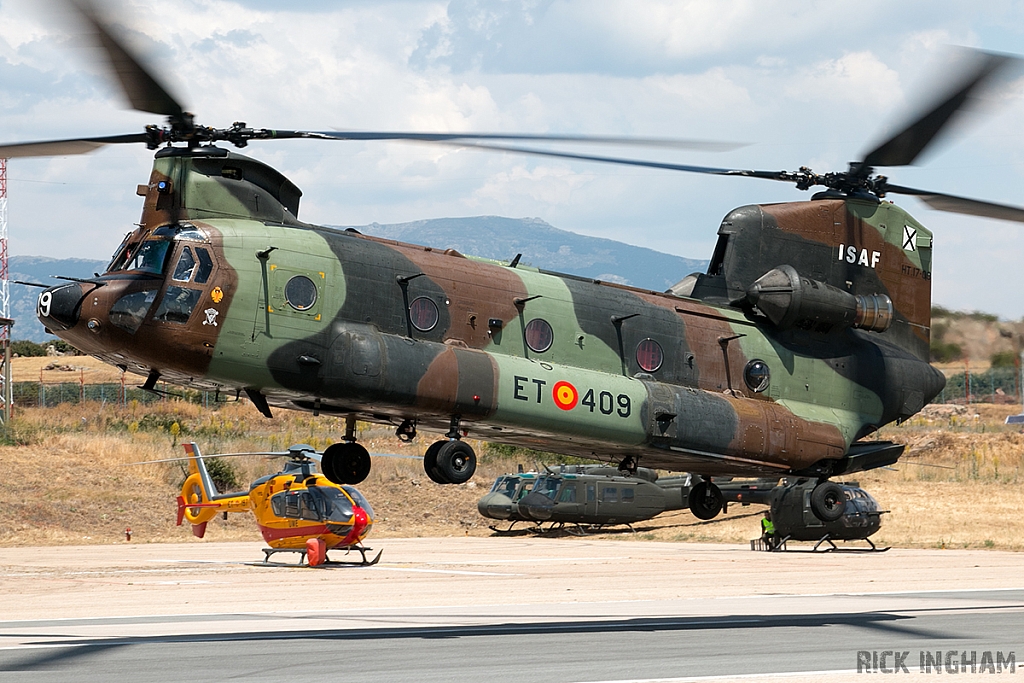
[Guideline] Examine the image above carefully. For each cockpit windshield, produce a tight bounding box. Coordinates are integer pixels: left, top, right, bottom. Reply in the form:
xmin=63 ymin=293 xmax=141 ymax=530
xmin=532 ymin=476 xmax=561 ymax=501
xmin=342 ymin=486 xmax=374 ymax=519
xmin=490 ymin=476 xmax=520 ymax=498
xmin=307 ymin=486 xmax=355 ymax=523
xmin=111 ymin=239 xmax=172 ymax=275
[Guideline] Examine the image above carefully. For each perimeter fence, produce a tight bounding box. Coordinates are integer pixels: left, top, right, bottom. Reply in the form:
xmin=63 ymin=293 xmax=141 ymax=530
xmin=934 ymin=367 xmax=1021 ymax=405
xmin=12 ymin=380 xmax=214 ymax=408
xmin=7 ymin=368 xmax=1022 ymax=409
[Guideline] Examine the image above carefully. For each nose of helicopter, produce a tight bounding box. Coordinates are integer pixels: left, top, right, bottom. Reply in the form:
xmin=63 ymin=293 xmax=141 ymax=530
xmin=37 ymin=283 xmax=87 ymax=331
xmin=517 ymin=491 xmax=555 ymax=521
xmin=337 ymin=505 xmax=371 ymax=546
xmin=477 ymin=493 xmax=516 ymax=520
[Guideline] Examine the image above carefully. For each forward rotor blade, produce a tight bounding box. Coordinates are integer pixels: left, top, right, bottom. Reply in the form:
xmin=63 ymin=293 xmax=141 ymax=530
xmin=314 ymin=131 xmax=746 ymax=151
xmin=72 ymin=0 xmax=187 ymax=119
xmin=861 ymin=50 xmax=1019 ymax=168
xmin=0 ymin=133 xmax=148 ymax=158
xmin=885 ymin=183 xmax=1024 ymax=223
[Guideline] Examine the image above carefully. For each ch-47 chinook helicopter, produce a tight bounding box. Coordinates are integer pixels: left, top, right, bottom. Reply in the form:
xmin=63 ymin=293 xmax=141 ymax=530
xmin=8 ymin=3 xmax=1024 ymax=525
xmin=160 ymin=441 xmax=379 ymax=566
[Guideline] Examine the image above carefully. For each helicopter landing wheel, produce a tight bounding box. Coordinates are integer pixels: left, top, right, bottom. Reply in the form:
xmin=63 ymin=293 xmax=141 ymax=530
xmin=435 ymin=440 xmax=476 ymax=485
xmin=322 ymin=442 xmax=371 ymax=485
xmin=423 ymin=440 xmax=450 ymax=484
xmin=810 ymin=481 xmax=847 ymax=522
xmin=687 ymin=480 xmax=724 ymax=520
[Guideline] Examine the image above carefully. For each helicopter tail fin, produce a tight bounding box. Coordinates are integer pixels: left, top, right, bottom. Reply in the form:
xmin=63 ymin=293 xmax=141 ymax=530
xmin=178 ymin=442 xmax=223 ymax=531
xmin=700 ymin=199 xmax=936 ymax=362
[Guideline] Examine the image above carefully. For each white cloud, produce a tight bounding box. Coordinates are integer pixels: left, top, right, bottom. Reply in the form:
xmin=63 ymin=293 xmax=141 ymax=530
xmin=2 ymin=0 xmax=1024 ymax=317
xmin=470 ymin=162 xmax=592 ymax=206
xmin=784 ymin=52 xmax=902 ymax=108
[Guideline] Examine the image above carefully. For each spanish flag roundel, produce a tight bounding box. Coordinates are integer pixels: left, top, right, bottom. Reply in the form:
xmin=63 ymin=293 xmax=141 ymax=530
xmin=552 ymin=381 xmax=578 ymax=411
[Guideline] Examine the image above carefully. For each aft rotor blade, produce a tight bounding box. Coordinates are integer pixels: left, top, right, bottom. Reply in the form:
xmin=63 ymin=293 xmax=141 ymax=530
xmin=71 ymin=0 xmax=187 ymax=120
xmin=404 ymin=139 xmax=785 ymax=179
xmin=861 ymin=50 xmax=1019 ymax=168
xmin=312 ymin=131 xmax=746 ymax=151
xmin=0 ymin=133 xmax=148 ymax=158
xmin=885 ymin=183 xmax=1024 ymax=223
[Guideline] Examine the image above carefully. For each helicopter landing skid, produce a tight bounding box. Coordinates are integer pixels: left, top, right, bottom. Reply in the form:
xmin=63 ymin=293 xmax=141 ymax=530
xmin=260 ymin=545 xmax=383 ymax=566
xmin=811 ymin=535 xmax=890 ymax=553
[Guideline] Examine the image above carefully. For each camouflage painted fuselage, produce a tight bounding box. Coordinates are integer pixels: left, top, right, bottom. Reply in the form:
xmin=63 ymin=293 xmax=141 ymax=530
xmin=39 ymin=148 xmax=944 ymax=478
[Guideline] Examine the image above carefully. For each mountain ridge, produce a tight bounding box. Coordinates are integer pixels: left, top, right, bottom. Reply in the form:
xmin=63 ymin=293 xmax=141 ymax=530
xmin=8 ymin=217 xmax=709 ymax=342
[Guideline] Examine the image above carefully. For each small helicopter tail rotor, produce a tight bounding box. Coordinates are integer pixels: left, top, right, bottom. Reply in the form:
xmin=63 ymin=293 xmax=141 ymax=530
xmin=177 ymin=443 xmax=222 ymax=533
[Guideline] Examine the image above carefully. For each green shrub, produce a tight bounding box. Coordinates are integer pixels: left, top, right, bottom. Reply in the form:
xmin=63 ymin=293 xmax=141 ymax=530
xmin=929 ymin=306 xmax=998 ymax=323
xmin=930 ymin=341 xmax=962 ymax=363
xmin=11 ymin=340 xmax=48 ymax=357
xmin=990 ymin=351 xmax=1018 ymax=368
xmin=205 ymin=457 xmax=241 ymax=492
xmin=483 ymin=442 xmax=589 ymax=467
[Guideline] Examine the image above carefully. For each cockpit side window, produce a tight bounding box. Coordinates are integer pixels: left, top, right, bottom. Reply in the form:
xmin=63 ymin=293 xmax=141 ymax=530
xmin=534 ymin=477 xmax=560 ymax=500
xmin=172 ymin=247 xmax=197 ymax=282
xmin=516 ymin=481 xmax=533 ymax=501
xmin=271 ymin=492 xmax=286 ymax=517
xmin=194 ymin=247 xmax=214 ymax=284
xmin=299 ymin=492 xmax=321 ymax=520
xmin=153 ymin=286 xmax=201 ymax=324
xmin=109 ymin=289 xmax=158 ymax=334
xmin=284 ymin=492 xmax=301 ymax=518
xmin=105 ymin=234 xmax=133 ymax=273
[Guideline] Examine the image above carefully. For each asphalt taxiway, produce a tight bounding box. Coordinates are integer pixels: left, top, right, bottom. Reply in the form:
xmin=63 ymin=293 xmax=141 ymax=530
xmin=1 ymin=538 xmax=1021 ymax=681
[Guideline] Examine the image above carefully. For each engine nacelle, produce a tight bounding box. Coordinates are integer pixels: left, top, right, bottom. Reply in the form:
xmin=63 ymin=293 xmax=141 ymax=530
xmin=746 ymin=265 xmax=892 ymax=333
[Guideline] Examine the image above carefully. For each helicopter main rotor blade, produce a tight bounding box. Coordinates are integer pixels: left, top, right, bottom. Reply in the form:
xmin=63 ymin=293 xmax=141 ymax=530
xmin=127 ymin=451 xmax=301 ymax=465
xmin=884 ymin=183 xmax=1024 ymax=223
xmin=0 ymin=133 xmax=148 ymax=158
xmin=860 ymin=50 xmax=1019 ymax=169
xmin=447 ymin=140 xmax=1024 ymax=225
xmin=416 ymin=139 xmax=786 ymax=180
xmin=312 ymin=131 xmax=746 ymax=151
xmin=71 ymin=0 xmax=188 ymax=121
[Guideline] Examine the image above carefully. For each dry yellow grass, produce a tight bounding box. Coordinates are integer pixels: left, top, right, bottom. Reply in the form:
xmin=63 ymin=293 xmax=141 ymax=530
xmin=12 ymin=355 xmax=129 ymax=384
xmin=1 ymin=399 xmax=1022 ymax=551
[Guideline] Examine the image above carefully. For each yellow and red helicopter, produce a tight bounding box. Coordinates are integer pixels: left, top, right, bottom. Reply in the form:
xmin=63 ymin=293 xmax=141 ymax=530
xmin=172 ymin=442 xmax=380 ymax=566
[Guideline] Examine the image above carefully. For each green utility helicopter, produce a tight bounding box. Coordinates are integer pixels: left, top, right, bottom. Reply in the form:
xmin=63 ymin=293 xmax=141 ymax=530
xmin=478 ymin=466 xmax=881 ymax=547
xmin=743 ymin=479 xmax=888 ymax=552
xmin=7 ymin=3 xmax=1024 ymax=524
xmin=478 ymin=465 xmax=689 ymax=531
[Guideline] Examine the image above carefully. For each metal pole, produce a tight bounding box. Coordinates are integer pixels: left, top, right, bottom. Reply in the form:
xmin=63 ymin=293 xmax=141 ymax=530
xmin=1019 ymin=350 xmax=1024 ymax=410
xmin=0 ymin=160 xmax=9 ymax=424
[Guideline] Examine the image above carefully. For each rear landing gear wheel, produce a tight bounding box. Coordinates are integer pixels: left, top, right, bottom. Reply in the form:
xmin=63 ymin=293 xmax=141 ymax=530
xmin=810 ymin=481 xmax=846 ymax=522
xmin=688 ymin=480 xmax=724 ymax=520
xmin=423 ymin=440 xmax=450 ymax=484
xmin=436 ymin=440 xmax=476 ymax=484
xmin=322 ymin=442 xmax=371 ymax=485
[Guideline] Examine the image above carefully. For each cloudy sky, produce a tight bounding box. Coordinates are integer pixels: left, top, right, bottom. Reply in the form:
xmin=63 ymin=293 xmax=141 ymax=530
xmin=2 ymin=0 xmax=1024 ymax=316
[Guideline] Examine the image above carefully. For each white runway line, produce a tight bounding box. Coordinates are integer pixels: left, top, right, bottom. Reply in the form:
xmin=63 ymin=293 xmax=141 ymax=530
xmin=572 ymin=670 xmax=856 ymax=683
xmin=367 ymin=566 xmax=521 ymax=576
